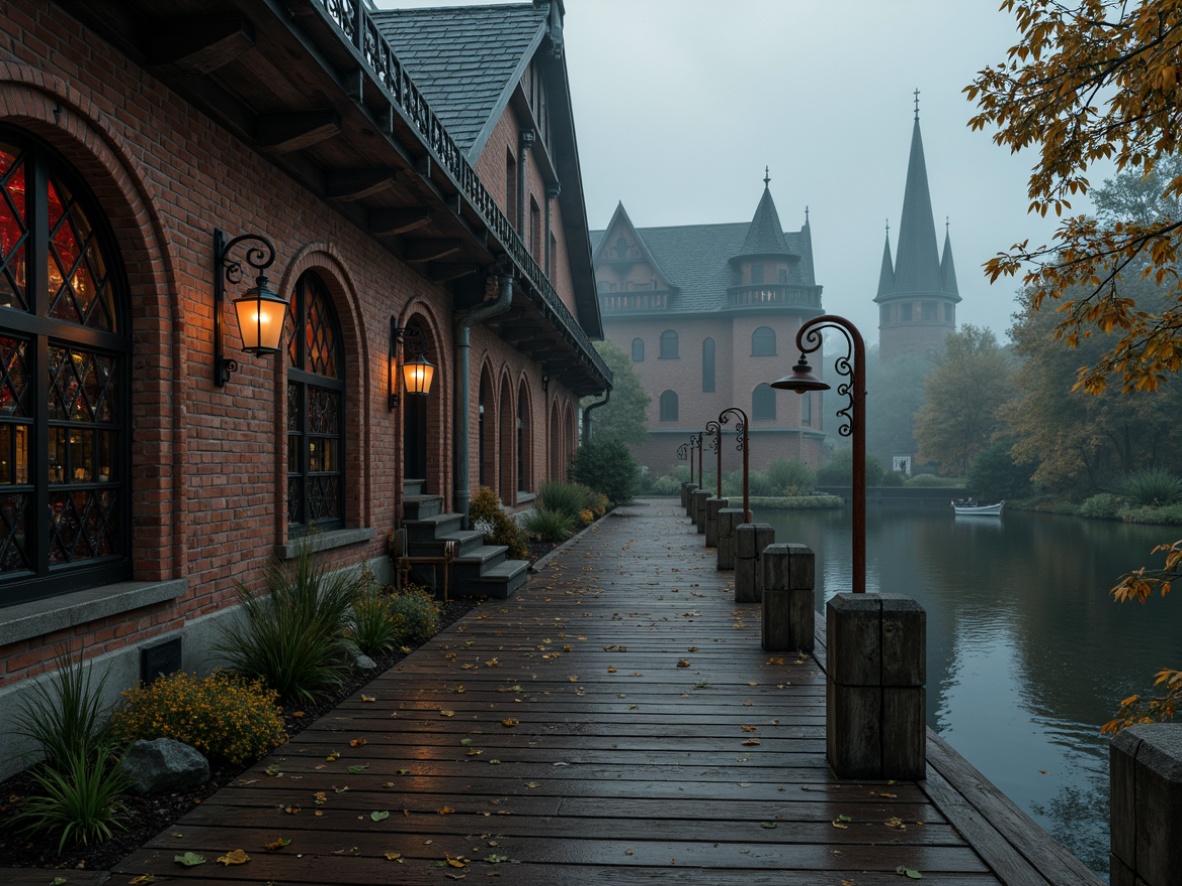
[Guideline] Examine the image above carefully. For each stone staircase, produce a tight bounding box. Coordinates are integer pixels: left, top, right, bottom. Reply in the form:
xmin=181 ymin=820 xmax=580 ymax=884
xmin=400 ymin=480 xmax=530 ymax=599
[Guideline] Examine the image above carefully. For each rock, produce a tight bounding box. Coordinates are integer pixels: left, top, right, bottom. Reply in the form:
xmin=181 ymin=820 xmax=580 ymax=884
xmin=355 ymin=653 xmax=377 ymax=670
xmin=119 ymin=738 xmax=210 ymax=795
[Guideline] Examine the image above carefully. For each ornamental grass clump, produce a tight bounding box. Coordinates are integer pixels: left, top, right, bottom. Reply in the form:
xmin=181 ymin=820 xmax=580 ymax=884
xmin=350 ymin=586 xmax=400 ymax=657
xmin=12 ymin=647 xmax=129 ymax=852
xmin=215 ymin=545 xmax=361 ymax=703
xmin=1123 ymin=469 xmax=1182 ymax=507
xmin=522 ymin=507 xmax=573 ymax=543
xmin=388 ymin=585 xmax=442 ymax=646
xmin=110 ymin=671 xmax=286 ymax=765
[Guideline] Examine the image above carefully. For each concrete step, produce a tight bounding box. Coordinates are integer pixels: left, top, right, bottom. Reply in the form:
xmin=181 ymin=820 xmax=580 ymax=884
xmin=452 ymin=544 xmax=508 ymax=580
xmin=403 ymin=512 xmax=463 ymax=544
xmin=405 ymin=529 xmax=484 ymax=559
xmin=455 ymin=558 xmax=529 ymax=599
xmin=404 ymin=479 xmax=426 ymax=497
xmin=403 ymin=494 xmax=443 ymax=521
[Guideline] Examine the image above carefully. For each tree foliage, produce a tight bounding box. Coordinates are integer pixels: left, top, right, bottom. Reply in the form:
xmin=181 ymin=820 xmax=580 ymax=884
xmin=913 ymin=326 xmax=1015 ymax=476
xmin=580 ymin=339 xmax=650 ymax=445
xmin=967 ymin=0 xmax=1182 ymax=394
xmin=866 ymin=349 xmax=932 ymax=470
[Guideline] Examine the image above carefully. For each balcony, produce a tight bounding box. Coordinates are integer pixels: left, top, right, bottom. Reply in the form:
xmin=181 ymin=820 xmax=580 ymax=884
xmin=726 ymin=284 xmax=821 ymax=310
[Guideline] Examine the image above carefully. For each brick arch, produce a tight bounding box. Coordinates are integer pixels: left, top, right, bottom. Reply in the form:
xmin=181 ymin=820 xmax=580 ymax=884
xmin=0 ymin=70 xmax=184 ymax=585
xmin=397 ymin=304 xmax=448 ymax=502
xmin=275 ymin=247 xmax=370 ymax=535
xmin=516 ymin=376 xmax=534 ymax=494
xmin=477 ymin=360 xmax=497 ymax=492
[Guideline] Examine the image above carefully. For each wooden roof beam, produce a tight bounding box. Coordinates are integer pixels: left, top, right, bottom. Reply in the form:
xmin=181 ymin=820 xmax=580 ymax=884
xmin=257 ymin=111 xmax=341 ymax=153
xmin=368 ymin=208 xmax=432 ymax=236
xmin=326 ymin=169 xmax=397 ymax=202
xmin=148 ymin=16 xmax=256 ymax=74
xmin=404 ymin=239 xmax=461 ymax=263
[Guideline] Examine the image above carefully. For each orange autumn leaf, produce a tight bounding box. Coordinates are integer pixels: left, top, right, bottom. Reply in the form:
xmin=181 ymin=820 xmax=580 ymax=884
xmin=217 ymin=849 xmax=250 ymax=866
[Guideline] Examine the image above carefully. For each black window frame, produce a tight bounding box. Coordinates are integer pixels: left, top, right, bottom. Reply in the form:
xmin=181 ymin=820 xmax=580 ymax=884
xmin=659 ymin=329 xmax=678 ymax=359
xmin=659 ymin=389 xmax=678 ymax=422
xmin=701 ymin=337 xmax=715 ymax=392
xmin=752 ymin=384 xmax=776 ymax=421
xmin=751 ymin=326 xmax=776 ymax=356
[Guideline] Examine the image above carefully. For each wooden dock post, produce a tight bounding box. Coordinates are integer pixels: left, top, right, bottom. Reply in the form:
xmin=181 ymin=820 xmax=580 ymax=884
xmin=761 ymin=543 xmax=814 ymax=652
xmin=704 ymin=497 xmax=727 ymax=547
xmin=682 ymin=483 xmax=698 ymax=516
xmin=691 ymin=489 xmax=710 ymax=533
xmin=735 ymin=523 xmax=774 ymax=603
xmin=826 ymin=593 xmax=925 ymax=779
xmin=1110 ymin=723 xmax=1182 ymax=886
xmin=716 ymin=508 xmax=743 ymax=570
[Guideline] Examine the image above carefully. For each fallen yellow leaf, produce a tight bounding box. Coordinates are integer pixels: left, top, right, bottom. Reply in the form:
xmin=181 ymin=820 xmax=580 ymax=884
xmin=361 ymin=695 xmax=376 ymax=703
xmin=217 ymin=849 xmax=250 ymax=865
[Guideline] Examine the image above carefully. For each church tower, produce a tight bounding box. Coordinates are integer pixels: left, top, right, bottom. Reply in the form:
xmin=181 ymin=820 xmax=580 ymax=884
xmin=876 ymin=96 xmax=960 ymax=362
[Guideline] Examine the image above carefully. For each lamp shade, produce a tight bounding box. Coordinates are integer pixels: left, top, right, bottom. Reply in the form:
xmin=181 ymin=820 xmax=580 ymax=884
xmin=402 ymin=353 xmax=434 ymax=396
xmin=770 ymin=356 xmax=830 ymax=394
xmin=233 ymin=275 xmax=287 ymax=354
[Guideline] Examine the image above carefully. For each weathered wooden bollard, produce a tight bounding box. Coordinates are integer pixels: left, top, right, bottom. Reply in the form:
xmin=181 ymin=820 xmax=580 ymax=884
xmin=716 ymin=508 xmax=743 ymax=570
xmin=684 ymin=484 xmax=698 ymax=518
xmin=826 ymin=593 xmax=925 ymax=780
xmin=691 ymin=489 xmax=710 ymax=533
xmin=1110 ymin=723 xmax=1182 ymax=886
xmin=680 ymin=482 xmax=695 ymax=509
xmin=734 ymin=523 xmax=774 ymax=603
xmin=704 ymin=497 xmax=727 ymax=547
xmin=761 ymin=543 xmax=814 ymax=652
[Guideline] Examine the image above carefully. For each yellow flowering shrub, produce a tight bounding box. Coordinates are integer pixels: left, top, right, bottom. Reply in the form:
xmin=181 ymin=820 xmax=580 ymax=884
xmin=578 ymin=508 xmax=595 ymax=526
xmin=110 ymin=671 xmax=287 ymax=765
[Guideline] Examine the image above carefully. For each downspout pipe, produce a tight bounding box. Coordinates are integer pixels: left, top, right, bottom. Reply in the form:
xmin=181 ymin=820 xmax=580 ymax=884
xmin=455 ymin=270 xmax=515 ymax=528
xmin=581 ymin=387 xmax=610 ymax=443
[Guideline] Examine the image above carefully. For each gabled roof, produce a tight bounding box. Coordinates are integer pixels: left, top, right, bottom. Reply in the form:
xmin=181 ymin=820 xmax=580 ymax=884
xmin=371 ymin=3 xmax=549 ymax=161
xmin=591 ymin=218 xmax=817 ymax=315
xmin=591 ymin=202 xmax=677 ymax=290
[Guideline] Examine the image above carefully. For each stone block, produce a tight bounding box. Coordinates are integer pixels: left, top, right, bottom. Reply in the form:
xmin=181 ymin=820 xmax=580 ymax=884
xmin=120 ymin=738 xmax=211 ymax=795
xmin=683 ymin=483 xmax=698 ymax=517
xmin=735 ymin=523 xmax=774 ymax=603
xmin=826 ymin=592 xmax=926 ymax=780
xmin=716 ymin=508 xmax=743 ymax=571
xmin=704 ymin=497 xmax=727 ymax=547
xmin=761 ymin=543 xmax=814 ymax=652
xmin=1110 ymin=723 xmax=1182 ymax=886
xmin=691 ymin=489 xmax=710 ymax=532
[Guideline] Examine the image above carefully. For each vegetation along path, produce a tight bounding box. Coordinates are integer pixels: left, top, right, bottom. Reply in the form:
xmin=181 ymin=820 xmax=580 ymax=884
xmin=105 ymin=499 xmax=1095 ymax=884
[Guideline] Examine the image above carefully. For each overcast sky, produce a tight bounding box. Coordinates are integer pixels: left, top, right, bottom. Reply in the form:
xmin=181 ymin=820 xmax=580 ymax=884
xmin=379 ymin=0 xmax=1083 ymax=347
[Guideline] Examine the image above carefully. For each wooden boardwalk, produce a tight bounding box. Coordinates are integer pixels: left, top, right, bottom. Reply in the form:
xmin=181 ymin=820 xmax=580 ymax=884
xmin=105 ymin=499 xmax=1101 ymax=885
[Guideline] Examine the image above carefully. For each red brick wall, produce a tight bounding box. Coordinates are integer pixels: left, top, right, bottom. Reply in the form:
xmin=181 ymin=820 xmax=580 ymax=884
xmin=0 ymin=5 xmax=580 ymax=685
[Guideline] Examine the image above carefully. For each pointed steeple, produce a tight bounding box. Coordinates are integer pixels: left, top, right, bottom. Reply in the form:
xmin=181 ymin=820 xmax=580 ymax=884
xmin=940 ymin=220 xmax=959 ymax=297
xmin=877 ymin=223 xmax=895 ymax=297
xmin=891 ymin=115 xmax=942 ymax=295
xmin=733 ymin=172 xmax=792 ymax=260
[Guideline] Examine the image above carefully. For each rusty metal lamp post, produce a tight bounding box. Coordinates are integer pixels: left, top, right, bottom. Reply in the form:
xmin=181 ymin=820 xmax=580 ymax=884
xmin=705 ymin=419 xmax=723 ymax=499
xmin=676 ymin=441 xmax=691 ymax=485
xmin=718 ymin=407 xmax=751 ymax=523
xmin=693 ymin=431 xmax=704 ymax=486
xmin=771 ymin=314 xmax=866 ymax=595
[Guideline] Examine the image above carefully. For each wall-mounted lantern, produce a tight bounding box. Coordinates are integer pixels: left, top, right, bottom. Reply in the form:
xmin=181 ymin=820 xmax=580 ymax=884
xmin=389 ymin=316 xmax=435 ymax=409
xmin=214 ymin=229 xmax=288 ymax=387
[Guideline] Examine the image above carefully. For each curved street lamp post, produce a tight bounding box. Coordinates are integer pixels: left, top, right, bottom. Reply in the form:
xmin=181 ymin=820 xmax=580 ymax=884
xmin=718 ymin=407 xmax=750 ymax=522
xmin=771 ymin=314 xmax=866 ymax=594
xmin=705 ymin=419 xmax=723 ymax=499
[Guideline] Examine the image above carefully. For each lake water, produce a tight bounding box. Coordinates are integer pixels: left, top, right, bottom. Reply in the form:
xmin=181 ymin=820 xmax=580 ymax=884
xmin=751 ymin=504 xmax=1182 ymax=876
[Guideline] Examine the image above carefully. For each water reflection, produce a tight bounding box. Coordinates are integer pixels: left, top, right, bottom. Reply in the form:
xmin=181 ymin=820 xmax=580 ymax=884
xmin=753 ymin=505 xmax=1182 ymax=878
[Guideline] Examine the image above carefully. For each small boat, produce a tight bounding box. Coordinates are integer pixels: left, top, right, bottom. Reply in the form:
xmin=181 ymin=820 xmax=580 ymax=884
xmin=952 ymin=499 xmax=1004 ymax=516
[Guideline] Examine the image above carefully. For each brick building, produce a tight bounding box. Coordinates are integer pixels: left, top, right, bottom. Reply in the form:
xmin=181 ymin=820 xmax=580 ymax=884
xmin=0 ymin=0 xmax=609 ymax=777
xmin=591 ymin=176 xmax=826 ymax=475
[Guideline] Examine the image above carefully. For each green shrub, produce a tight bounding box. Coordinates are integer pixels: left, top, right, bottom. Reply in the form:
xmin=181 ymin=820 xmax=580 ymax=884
xmin=570 ymin=438 xmax=640 ymax=506
xmin=1117 ymin=503 xmax=1182 ymax=525
xmin=215 ymin=546 xmax=361 ymax=703
xmin=350 ymin=585 xmax=400 ymax=657
xmin=764 ymin=458 xmax=815 ymax=495
xmin=1079 ymin=492 xmax=1127 ymax=519
xmin=815 ymin=449 xmax=885 ymax=486
xmin=536 ymin=481 xmax=586 ymax=521
xmin=469 ymin=486 xmax=528 ymax=558
xmin=12 ymin=742 xmax=128 ymax=853
xmin=879 ymin=470 xmax=906 ymax=487
xmin=388 ymin=586 xmax=442 ymax=646
xmin=110 ymin=671 xmax=286 ymax=765
xmin=1123 ymin=469 xmax=1182 ymax=506
xmin=522 ymin=507 xmax=573 ymax=542
xmin=15 ymin=647 xmax=114 ymax=769
xmin=648 ymin=474 xmax=682 ymax=495
xmin=967 ymin=441 xmax=1035 ymax=502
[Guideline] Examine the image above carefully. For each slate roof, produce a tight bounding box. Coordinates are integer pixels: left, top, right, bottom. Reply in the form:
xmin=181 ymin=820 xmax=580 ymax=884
xmin=877 ymin=117 xmax=960 ymax=302
xmin=733 ymin=184 xmax=792 ymax=259
xmin=371 ymin=3 xmax=548 ymax=160
xmin=591 ymin=219 xmax=817 ymax=315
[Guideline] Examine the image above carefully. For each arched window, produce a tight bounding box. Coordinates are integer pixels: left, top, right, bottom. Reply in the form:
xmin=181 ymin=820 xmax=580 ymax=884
xmin=517 ymin=384 xmax=531 ymax=493
xmin=659 ymin=390 xmax=678 ymax=422
xmin=752 ymin=326 xmax=776 ymax=356
xmin=659 ymin=329 xmax=678 ymax=359
xmin=631 ymin=337 xmax=644 ymax=362
xmin=702 ymin=337 xmax=715 ymax=392
xmin=801 ymin=392 xmax=812 ymax=424
xmin=752 ymin=384 xmax=776 ymax=420
xmin=0 ymin=132 xmax=131 ymax=605
xmin=287 ymin=274 xmax=345 ymax=533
